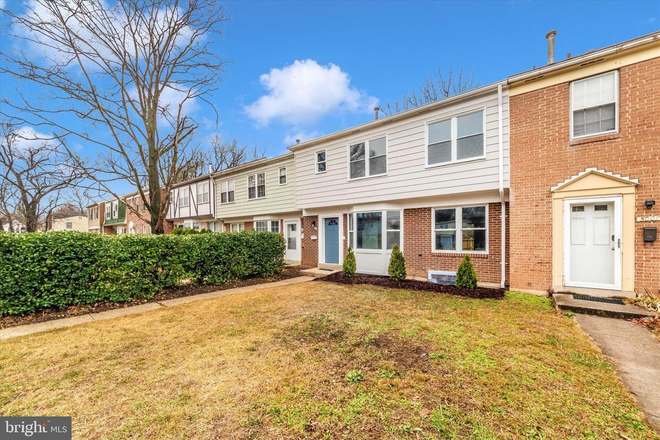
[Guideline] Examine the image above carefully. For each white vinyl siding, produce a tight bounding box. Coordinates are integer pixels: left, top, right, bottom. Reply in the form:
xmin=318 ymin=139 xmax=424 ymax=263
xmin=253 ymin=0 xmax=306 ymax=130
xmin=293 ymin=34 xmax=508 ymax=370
xmin=349 ymin=137 xmax=387 ymax=179
xmin=214 ymin=157 xmax=297 ymax=219
xmin=294 ymin=89 xmax=509 ymax=210
xmin=432 ymin=206 xmax=487 ymax=253
xmin=570 ymin=71 xmax=618 ymax=139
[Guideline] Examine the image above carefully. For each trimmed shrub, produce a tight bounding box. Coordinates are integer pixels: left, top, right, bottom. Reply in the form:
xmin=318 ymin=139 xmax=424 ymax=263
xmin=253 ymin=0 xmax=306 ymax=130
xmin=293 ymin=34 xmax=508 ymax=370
xmin=387 ymin=243 xmax=407 ymax=281
xmin=0 ymin=231 xmax=285 ymax=316
xmin=343 ymin=247 xmax=356 ymax=277
xmin=456 ymin=254 xmax=478 ymax=289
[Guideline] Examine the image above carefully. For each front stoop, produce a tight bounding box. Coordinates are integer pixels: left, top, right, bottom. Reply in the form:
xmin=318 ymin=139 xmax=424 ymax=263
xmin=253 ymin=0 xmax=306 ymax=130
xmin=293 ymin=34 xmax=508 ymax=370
xmin=553 ymin=293 xmax=658 ymax=319
xmin=299 ymin=267 xmax=341 ymax=278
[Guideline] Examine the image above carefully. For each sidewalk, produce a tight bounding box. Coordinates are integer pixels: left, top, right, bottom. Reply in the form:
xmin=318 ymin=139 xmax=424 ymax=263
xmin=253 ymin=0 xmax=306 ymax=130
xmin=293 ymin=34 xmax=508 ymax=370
xmin=575 ymin=314 xmax=660 ymax=432
xmin=0 ymin=276 xmax=314 ymax=341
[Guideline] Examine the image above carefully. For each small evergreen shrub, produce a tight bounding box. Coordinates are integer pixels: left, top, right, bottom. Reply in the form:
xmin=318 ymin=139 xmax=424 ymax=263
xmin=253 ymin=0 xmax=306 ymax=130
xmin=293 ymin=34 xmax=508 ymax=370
xmin=171 ymin=227 xmax=184 ymax=235
xmin=456 ymin=254 xmax=478 ymax=289
xmin=388 ymin=243 xmax=407 ymax=281
xmin=343 ymin=247 xmax=356 ymax=278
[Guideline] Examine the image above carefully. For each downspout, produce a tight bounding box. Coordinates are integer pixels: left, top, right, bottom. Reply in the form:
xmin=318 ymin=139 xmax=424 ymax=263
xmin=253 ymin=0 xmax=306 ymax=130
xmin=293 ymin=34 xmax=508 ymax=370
xmin=498 ymin=84 xmax=506 ymax=289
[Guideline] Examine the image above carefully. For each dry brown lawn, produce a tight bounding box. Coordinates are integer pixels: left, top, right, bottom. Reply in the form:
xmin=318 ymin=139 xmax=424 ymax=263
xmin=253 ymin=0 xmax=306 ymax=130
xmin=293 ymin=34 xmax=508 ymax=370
xmin=1 ymin=282 xmax=657 ymax=439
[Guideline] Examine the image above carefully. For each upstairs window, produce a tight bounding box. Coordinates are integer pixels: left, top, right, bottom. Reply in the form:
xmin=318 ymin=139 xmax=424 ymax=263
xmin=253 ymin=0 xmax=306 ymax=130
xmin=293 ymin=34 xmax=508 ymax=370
xmin=112 ymin=202 xmax=118 ymax=218
xmin=349 ymin=137 xmax=387 ymax=179
xmin=179 ymin=192 xmax=189 ymax=208
xmin=197 ymin=181 xmax=209 ymax=204
xmin=105 ymin=206 xmax=110 ymax=220
xmin=316 ymin=151 xmax=326 ymax=173
xmin=248 ymin=173 xmax=266 ymax=199
xmin=66 ymin=222 xmax=73 ymax=230
xmin=428 ymin=110 xmax=484 ymax=166
xmin=279 ymin=167 xmax=287 ymax=185
xmin=220 ymin=180 xmax=235 ymax=204
xmin=571 ymin=71 xmax=618 ymax=139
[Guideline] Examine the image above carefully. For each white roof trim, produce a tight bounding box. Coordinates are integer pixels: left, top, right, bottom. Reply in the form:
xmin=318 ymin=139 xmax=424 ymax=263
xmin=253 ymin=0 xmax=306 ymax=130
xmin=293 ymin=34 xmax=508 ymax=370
xmin=551 ymin=167 xmax=639 ymax=192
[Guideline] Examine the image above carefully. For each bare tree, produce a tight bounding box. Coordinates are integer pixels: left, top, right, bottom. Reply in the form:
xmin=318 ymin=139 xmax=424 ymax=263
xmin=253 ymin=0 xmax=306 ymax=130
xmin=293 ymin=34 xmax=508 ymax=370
xmin=1 ymin=0 xmax=228 ymax=233
xmin=0 ymin=179 xmax=17 ymax=232
xmin=383 ymin=62 xmax=479 ymax=115
xmin=0 ymin=123 xmax=85 ymax=232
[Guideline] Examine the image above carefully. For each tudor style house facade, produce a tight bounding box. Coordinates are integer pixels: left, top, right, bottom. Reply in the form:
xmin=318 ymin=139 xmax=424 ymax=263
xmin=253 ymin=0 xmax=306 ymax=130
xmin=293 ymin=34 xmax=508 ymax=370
xmin=290 ymin=82 xmax=510 ymax=286
xmin=508 ymin=31 xmax=660 ymax=297
xmin=213 ymin=153 xmax=302 ymax=262
xmin=167 ymin=175 xmax=219 ymax=231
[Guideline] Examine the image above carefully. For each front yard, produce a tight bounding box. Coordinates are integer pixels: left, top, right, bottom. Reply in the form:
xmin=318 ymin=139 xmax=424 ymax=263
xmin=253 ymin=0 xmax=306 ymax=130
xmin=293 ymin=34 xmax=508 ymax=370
xmin=0 ymin=282 xmax=656 ymax=439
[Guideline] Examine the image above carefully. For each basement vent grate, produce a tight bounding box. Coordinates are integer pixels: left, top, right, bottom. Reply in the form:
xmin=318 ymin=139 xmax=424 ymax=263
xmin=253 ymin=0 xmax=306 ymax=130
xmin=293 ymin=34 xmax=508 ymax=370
xmin=573 ymin=294 xmax=624 ymax=305
xmin=428 ymin=271 xmax=457 ymax=286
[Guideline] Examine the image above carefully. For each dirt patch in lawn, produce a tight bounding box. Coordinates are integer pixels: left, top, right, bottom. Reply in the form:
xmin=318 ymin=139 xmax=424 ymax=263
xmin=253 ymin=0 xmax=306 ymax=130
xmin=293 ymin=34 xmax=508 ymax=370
xmin=317 ymin=271 xmax=505 ymax=299
xmin=0 ymin=266 xmax=311 ymax=329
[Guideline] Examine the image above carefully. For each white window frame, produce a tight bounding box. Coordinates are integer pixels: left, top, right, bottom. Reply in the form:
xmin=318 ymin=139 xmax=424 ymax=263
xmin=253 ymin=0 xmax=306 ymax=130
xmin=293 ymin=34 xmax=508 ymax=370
xmin=220 ymin=180 xmax=235 ymax=204
xmin=247 ymin=172 xmax=266 ymax=200
xmin=66 ymin=222 xmax=73 ymax=230
xmin=315 ymin=150 xmax=327 ymax=174
xmin=347 ymin=135 xmax=388 ymax=181
xmin=143 ymin=224 xmax=148 ymax=234
xmin=105 ymin=205 xmax=111 ymax=220
xmin=112 ymin=202 xmax=118 ymax=218
xmin=570 ymin=70 xmax=619 ymax=140
xmin=431 ymin=205 xmax=489 ymax=254
xmin=179 ymin=191 xmax=190 ymax=208
xmin=425 ymin=109 xmax=486 ymax=168
xmin=347 ymin=210 xmax=403 ymax=252
xmin=270 ymin=220 xmax=280 ymax=233
xmin=255 ymin=221 xmax=269 ymax=232
xmin=197 ymin=181 xmax=210 ymax=204
xmin=230 ymin=223 xmax=245 ymax=233
xmin=279 ymin=167 xmax=287 ymax=185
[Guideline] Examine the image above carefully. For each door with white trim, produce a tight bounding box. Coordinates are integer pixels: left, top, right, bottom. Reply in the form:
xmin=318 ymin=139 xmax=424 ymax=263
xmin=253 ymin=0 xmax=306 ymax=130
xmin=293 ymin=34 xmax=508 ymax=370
xmin=564 ymin=197 xmax=621 ymax=290
xmin=284 ymin=220 xmax=300 ymax=262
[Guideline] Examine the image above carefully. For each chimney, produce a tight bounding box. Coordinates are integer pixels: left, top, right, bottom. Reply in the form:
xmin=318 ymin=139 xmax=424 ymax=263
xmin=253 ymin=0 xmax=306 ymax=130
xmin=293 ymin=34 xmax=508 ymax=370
xmin=374 ymin=106 xmax=380 ymax=120
xmin=546 ymin=30 xmax=557 ymax=64
xmin=208 ymin=164 xmax=212 ymax=174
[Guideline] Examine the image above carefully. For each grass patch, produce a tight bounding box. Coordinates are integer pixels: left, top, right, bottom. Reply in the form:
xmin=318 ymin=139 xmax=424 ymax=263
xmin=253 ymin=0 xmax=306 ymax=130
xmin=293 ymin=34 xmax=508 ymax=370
xmin=0 ymin=284 xmax=656 ymax=439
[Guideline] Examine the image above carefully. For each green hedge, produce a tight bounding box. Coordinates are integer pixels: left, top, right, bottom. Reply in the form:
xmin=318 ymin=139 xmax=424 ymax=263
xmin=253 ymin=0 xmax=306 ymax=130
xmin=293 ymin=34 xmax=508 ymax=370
xmin=0 ymin=231 xmax=285 ymax=316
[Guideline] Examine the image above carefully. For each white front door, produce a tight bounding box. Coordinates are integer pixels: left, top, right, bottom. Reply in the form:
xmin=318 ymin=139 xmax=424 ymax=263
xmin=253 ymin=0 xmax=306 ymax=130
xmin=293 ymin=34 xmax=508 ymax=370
xmin=284 ymin=220 xmax=300 ymax=262
xmin=564 ymin=197 xmax=621 ymax=290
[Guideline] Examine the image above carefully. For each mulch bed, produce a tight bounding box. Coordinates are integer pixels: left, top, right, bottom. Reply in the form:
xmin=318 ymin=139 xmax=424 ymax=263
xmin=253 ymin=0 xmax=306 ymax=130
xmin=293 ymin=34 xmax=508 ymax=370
xmin=316 ymin=272 xmax=505 ymax=299
xmin=0 ymin=267 xmax=310 ymax=330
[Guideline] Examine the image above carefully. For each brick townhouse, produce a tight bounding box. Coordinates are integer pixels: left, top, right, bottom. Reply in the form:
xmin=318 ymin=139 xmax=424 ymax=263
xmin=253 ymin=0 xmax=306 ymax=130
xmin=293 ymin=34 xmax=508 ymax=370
xmin=508 ymin=31 xmax=660 ymax=297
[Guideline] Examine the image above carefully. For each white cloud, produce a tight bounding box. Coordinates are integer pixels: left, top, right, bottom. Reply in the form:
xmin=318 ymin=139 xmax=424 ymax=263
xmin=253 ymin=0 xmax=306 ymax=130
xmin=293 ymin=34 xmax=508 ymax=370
xmin=0 ymin=0 xmax=6 ymax=9
xmin=283 ymin=129 xmax=320 ymax=146
xmin=245 ymin=59 xmax=378 ymax=127
xmin=3 ymin=126 xmax=56 ymax=151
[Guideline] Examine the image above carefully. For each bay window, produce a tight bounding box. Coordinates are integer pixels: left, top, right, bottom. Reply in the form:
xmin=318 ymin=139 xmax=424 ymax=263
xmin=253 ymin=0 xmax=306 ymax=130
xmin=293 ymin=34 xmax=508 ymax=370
xmin=348 ymin=210 xmax=402 ymax=251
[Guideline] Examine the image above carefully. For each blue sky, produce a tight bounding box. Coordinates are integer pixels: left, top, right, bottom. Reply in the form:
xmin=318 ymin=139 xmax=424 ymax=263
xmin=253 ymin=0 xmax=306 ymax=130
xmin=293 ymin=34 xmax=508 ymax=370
xmin=1 ymin=0 xmax=658 ymax=195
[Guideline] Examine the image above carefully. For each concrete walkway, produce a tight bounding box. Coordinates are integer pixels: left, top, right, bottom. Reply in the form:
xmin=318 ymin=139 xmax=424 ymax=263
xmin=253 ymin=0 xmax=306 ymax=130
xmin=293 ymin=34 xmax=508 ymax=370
xmin=575 ymin=314 xmax=660 ymax=432
xmin=0 ymin=276 xmax=314 ymax=341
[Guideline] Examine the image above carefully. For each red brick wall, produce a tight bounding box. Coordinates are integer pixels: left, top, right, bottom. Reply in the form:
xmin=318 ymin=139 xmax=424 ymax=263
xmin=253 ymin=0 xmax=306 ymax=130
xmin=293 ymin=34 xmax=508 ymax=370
xmin=403 ymin=203 xmax=508 ymax=285
xmin=301 ymin=216 xmax=318 ymax=266
xmin=244 ymin=221 xmax=253 ymax=231
xmin=510 ymin=57 xmax=660 ymax=293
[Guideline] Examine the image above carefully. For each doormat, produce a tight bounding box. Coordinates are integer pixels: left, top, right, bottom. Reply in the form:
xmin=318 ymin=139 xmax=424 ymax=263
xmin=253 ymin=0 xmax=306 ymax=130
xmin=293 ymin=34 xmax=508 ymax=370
xmin=573 ymin=294 xmax=625 ymax=305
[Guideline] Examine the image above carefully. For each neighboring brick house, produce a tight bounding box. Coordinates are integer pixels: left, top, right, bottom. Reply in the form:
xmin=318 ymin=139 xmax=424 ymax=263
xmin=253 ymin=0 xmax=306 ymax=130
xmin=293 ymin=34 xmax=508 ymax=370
xmin=213 ymin=154 xmax=302 ymax=262
xmin=126 ymin=191 xmax=173 ymax=235
xmin=289 ymin=82 xmax=510 ymax=287
xmin=508 ymin=31 xmax=660 ymax=297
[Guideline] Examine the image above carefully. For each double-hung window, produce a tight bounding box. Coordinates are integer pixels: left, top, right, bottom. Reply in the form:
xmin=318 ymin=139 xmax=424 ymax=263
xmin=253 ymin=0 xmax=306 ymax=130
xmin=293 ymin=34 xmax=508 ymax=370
xmin=179 ymin=192 xmax=189 ymax=208
xmin=248 ymin=173 xmax=266 ymax=199
xmin=427 ymin=110 xmax=484 ymax=166
xmin=220 ymin=180 xmax=235 ymax=204
xmin=112 ymin=202 xmax=118 ymax=218
xmin=279 ymin=167 xmax=287 ymax=185
xmin=571 ymin=71 xmax=618 ymax=139
xmin=349 ymin=137 xmax=387 ymax=179
xmin=105 ymin=205 xmax=110 ymax=220
xmin=433 ymin=206 xmax=487 ymax=252
xmin=197 ymin=182 xmax=209 ymax=204
xmin=316 ymin=151 xmax=326 ymax=173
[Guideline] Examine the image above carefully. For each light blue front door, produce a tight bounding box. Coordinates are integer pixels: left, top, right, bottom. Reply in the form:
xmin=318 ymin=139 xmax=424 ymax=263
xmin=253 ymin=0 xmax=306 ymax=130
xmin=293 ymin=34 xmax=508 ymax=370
xmin=324 ymin=217 xmax=340 ymax=264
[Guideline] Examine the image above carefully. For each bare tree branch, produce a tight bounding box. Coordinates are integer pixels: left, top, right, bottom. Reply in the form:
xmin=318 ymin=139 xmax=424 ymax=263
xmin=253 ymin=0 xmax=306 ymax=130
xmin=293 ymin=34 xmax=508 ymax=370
xmin=383 ymin=61 xmax=480 ymax=116
xmin=1 ymin=0 xmax=228 ymax=233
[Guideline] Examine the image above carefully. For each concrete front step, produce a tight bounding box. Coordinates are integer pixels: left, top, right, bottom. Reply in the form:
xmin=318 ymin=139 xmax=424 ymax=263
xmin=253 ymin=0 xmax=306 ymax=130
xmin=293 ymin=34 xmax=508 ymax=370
xmin=299 ymin=267 xmax=341 ymax=278
xmin=553 ymin=293 xmax=658 ymax=319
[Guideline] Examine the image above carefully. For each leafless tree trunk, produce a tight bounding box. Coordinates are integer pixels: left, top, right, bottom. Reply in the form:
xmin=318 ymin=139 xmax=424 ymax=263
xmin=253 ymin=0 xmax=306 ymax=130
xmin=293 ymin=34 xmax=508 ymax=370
xmin=0 ymin=123 xmax=85 ymax=232
xmin=383 ymin=62 xmax=479 ymax=115
xmin=1 ymin=0 xmax=228 ymax=233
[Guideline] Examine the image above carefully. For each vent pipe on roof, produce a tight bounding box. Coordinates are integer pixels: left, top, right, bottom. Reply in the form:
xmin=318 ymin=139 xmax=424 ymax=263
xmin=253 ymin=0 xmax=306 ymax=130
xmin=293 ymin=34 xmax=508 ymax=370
xmin=546 ymin=30 xmax=557 ymax=64
xmin=374 ymin=106 xmax=380 ymax=120
xmin=295 ymin=139 xmax=300 ymax=144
